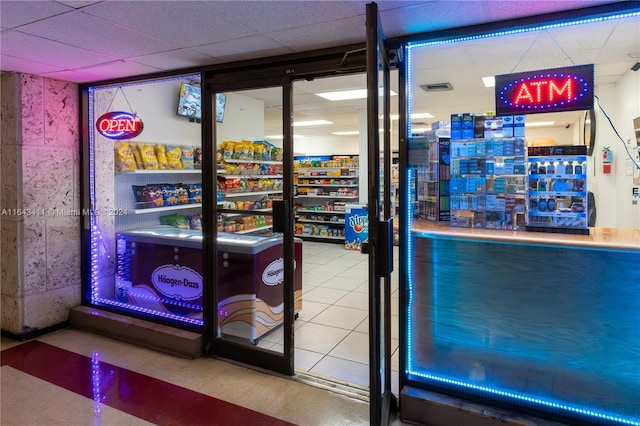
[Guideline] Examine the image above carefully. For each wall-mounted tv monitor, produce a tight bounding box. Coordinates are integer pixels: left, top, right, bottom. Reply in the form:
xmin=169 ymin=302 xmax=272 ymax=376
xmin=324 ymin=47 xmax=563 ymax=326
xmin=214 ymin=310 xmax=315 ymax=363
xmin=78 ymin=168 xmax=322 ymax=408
xmin=177 ymin=82 xmax=201 ymax=120
xmin=177 ymin=82 xmax=226 ymax=123
xmin=215 ymin=92 xmax=226 ymax=123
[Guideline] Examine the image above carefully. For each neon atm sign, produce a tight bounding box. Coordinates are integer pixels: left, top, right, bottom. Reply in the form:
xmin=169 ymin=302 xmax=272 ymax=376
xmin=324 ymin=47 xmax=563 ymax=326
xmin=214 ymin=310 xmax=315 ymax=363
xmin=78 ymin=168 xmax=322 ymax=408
xmin=495 ymin=64 xmax=594 ymax=115
xmin=96 ymin=111 xmax=144 ymax=140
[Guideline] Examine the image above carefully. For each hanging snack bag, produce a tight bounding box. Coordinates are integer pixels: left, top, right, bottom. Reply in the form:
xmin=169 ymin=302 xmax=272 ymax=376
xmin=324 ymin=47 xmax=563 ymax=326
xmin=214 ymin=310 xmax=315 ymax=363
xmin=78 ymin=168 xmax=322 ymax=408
xmin=165 ymin=145 xmax=183 ymax=169
xmin=136 ymin=142 xmax=159 ymax=170
xmin=154 ymin=143 xmax=169 ymax=169
xmin=114 ymin=141 xmax=136 ymax=172
xmin=181 ymin=146 xmax=195 ymax=169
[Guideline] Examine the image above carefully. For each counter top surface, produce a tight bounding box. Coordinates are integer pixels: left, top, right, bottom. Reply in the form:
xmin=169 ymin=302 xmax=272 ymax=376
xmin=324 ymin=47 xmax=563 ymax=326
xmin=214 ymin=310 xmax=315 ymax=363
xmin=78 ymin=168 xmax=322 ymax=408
xmin=408 ymin=220 xmax=640 ymax=251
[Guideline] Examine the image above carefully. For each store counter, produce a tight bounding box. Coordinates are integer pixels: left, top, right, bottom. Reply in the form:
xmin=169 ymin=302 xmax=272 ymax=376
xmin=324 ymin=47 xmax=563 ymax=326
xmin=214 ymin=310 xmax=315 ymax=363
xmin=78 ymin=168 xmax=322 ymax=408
xmin=115 ymin=226 xmax=302 ymax=343
xmin=401 ymin=220 xmax=640 ymax=425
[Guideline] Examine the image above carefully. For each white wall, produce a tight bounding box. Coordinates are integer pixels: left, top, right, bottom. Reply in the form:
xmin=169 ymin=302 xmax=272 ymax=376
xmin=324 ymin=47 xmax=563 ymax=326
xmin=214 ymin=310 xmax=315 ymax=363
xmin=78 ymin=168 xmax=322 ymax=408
xmin=590 ymin=70 xmax=640 ymax=229
xmin=216 ymin=92 xmax=267 ymax=144
xmin=294 ymin=134 xmax=359 ymax=155
xmin=108 ymin=79 xmax=201 ymax=146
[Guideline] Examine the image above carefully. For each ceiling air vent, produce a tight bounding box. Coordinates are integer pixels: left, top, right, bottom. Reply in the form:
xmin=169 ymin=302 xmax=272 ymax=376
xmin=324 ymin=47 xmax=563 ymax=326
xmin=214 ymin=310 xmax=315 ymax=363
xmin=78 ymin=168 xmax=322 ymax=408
xmin=420 ymin=82 xmax=453 ymax=92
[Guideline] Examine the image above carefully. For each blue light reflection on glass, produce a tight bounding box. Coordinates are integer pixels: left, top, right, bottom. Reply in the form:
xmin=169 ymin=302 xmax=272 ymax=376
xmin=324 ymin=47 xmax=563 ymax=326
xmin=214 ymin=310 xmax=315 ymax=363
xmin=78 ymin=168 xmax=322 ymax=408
xmin=405 ymin=234 xmax=640 ymax=425
xmin=404 ymin=11 xmax=640 ymax=426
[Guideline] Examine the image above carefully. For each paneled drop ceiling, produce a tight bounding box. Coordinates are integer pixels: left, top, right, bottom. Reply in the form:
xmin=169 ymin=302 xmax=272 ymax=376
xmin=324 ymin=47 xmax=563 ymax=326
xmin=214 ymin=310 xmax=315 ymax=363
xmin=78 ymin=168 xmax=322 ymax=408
xmin=2 ymin=1 xmax=638 ymax=134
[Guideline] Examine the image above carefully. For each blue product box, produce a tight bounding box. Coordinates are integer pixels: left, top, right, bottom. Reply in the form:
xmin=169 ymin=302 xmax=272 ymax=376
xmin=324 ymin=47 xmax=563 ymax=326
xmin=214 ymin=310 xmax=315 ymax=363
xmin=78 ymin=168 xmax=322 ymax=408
xmin=462 ymin=113 xmax=475 ymax=139
xmin=451 ymin=195 xmax=460 ymax=210
xmin=492 ymin=140 xmax=504 ymax=156
xmin=502 ymin=116 xmax=514 ymax=137
xmin=486 ymin=159 xmax=495 ymax=175
xmin=514 ymin=137 xmax=525 ymax=155
xmin=476 ymin=140 xmax=486 ymax=156
xmin=514 ymin=115 xmax=526 ymax=137
xmin=450 ymin=114 xmax=463 ymax=140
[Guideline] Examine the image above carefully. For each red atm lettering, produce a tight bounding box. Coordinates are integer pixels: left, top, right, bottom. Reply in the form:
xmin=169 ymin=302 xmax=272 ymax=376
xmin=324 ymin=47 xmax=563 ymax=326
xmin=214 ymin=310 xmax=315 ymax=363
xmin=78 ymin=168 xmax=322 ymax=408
xmin=514 ymin=78 xmax=573 ymax=105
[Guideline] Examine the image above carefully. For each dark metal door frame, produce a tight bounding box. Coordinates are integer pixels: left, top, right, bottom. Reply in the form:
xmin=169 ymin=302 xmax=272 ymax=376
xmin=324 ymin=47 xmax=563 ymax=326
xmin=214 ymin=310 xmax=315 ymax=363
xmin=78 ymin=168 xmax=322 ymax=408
xmin=202 ymin=74 xmax=295 ymax=375
xmin=366 ymin=2 xmax=395 ymax=424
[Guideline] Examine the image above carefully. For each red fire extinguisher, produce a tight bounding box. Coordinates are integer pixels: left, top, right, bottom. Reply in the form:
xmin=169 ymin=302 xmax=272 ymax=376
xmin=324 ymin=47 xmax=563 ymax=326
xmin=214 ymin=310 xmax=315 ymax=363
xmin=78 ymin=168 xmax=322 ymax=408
xmin=602 ymin=147 xmax=613 ymax=174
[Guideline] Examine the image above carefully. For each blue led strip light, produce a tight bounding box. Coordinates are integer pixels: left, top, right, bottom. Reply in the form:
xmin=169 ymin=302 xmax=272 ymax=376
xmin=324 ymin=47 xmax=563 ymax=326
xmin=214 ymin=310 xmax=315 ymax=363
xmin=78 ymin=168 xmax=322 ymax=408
xmin=404 ymin=11 xmax=640 ymax=426
xmin=408 ymin=370 xmax=639 ymax=425
xmin=88 ymin=73 xmax=203 ymax=327
xmin=405 ymin=168 xmax=415 ymax=374
xmin=95 ymin=297 xmax=203 ymax=326
xmin=407 ymin=11 xmax=640 ymax=50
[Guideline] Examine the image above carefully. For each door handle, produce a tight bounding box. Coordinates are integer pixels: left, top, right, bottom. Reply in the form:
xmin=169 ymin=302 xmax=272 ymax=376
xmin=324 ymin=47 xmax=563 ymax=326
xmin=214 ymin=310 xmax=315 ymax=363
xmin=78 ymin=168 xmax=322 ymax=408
xmin=272 ymin=199 xmax=291 ymax=234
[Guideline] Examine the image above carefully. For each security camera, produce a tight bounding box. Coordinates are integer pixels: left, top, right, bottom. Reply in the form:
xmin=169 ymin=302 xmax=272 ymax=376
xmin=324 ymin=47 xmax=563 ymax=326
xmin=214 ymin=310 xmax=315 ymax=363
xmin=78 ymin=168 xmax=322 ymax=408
xmin=565 ymin=124 xmax=570 ymax=129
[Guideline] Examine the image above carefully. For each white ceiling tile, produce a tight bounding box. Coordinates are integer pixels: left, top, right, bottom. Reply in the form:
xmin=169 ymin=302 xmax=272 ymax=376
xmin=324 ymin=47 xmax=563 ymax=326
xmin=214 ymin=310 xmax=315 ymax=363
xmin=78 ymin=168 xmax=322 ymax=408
xmin=54 ymin=1 xmax=101 ymax=8
xmin=193 ymin=35 xmax=294 ymax=62
xmin=17 ymin=10 xmax=179 ymax=58
xmin=132 ymin=48 xmax=221 ymax=70
xmin=480 ymin=0 xmax=616 ymax=21
xmin=208 ymin=0 xmax=358 ymax=33
xmin=2 ymin=30 xmax=116 ymax=68
xmin=0 ymin=54 xmax=64 ymax=75
xmin=344 ymin=1 xmax=428 ymax=15
xmin=80 ymin=1 xmax=257 ymax=48
xmin=44 ymin=60 xmax=162 ymax=84
xmin=0 ymin=1 xmax=72 ymax=29
xmin=379 ymin=2 xmax=491 ymax=38
xmin=267 ymin=16 xmax=366 ymax=52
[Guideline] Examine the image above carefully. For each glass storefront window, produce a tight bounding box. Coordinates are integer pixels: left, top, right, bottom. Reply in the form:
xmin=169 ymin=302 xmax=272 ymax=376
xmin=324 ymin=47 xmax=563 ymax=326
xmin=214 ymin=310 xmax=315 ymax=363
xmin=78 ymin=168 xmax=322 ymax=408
xmin=85 ymin=73 xmax=204 ymax=328
xmin=403 ymin=11 xmax=640 ymax=426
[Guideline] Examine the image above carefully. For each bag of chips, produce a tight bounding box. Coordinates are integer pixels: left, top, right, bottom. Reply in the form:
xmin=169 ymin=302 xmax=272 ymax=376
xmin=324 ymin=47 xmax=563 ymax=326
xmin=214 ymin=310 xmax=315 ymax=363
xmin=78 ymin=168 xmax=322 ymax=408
xmin=193 ymin=148 xmax=202 ymax=169
xmin=158 ymin=184 xmax=179 ymax=206
xmin=181 ymin=146 xmax=195 ymax=169
xmin=114 ymin=142 xmax=136 ymax=172
xmin=165 ymin=145 xmax=183 ymax=169
xmin=135 ymin=143 xmax=159 ymax=170
xmin=141 ymin=185 xmax=163 ymax=208
xmin=159 ymin=214 xmax=189 ymax=229
xmin=154 ymin=143 xmax=169 ymax=169
xmin=188 ymin=214 xmax=202 ymax=231
xmin=183 ymin=183 xmax=202 ymax=203
xmin=174 ymin=183 xmax=190 ymax=204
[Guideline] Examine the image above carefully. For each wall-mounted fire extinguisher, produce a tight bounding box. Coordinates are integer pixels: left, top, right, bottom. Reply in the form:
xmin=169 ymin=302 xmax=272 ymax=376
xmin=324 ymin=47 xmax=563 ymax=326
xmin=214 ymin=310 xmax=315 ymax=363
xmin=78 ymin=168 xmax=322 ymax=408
xmin=602 ymin=147 xmax=613 ymax=174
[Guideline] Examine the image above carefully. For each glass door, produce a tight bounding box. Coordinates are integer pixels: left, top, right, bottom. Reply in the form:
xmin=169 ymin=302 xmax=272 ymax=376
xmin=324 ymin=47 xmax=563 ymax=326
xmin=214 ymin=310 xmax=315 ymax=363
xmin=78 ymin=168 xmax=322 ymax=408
xmin=366 ymin=2 xmax=395 ymax=424
xmin=203 ymin=76 xmax=296 ymax=375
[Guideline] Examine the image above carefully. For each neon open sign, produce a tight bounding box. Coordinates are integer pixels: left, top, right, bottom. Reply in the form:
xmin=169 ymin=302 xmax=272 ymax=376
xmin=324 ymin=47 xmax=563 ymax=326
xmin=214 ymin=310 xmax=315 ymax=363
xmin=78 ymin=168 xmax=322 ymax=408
xmin=495 ymin=64 xmax=594 ymax=115
xmin=96 ymin=111 xmax=144 ymax=139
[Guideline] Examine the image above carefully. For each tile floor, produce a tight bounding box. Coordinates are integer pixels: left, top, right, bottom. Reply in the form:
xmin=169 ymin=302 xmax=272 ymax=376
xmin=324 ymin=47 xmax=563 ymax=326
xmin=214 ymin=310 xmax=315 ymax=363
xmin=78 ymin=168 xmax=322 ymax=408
xmin=256 ymin=240 xmax=400 ymax=395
